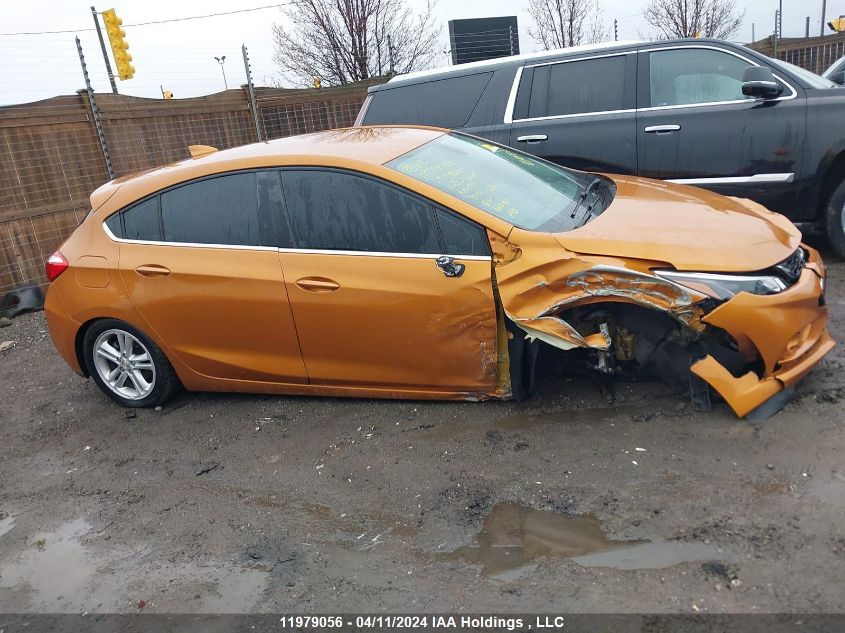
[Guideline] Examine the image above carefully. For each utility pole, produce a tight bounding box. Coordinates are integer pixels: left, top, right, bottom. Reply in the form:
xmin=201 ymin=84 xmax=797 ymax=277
xmin=214 ymin=55 xmax=228 ymax=90
xmin=779 ymin=0 xmax=783 ymax=38
xmin=614 ymin=19 xmax=618 ymax=41
xmin=91 ymin=6 xmax=117 ymax=94
xmin=821 ymin=0 xmax=827 ymax=35
xmin=76 ymin=36 xmax=114 ymax=180
xmin=752 ymin=23 xmax=756 ymax=41
xmin=806 ymin=16 xmax=811 ymax=37
xmin=387 ymin=34 xmax=395 ymax=74
xmin=774 ymin=10 xmax=780 ymax=57
xmin=242 ymin=44 xmax=262 ymax=142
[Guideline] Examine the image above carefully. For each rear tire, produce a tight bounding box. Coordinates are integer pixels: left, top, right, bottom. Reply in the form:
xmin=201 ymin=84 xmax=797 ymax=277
xmin=823 ymin=179 xmax=845 ymax=259
xmin=83 ymin=319 xmax=180 ymax=408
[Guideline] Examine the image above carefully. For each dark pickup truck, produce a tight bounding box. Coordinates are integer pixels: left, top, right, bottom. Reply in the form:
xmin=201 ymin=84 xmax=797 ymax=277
xmin=356 ymin=38 xmax=845 ymax=257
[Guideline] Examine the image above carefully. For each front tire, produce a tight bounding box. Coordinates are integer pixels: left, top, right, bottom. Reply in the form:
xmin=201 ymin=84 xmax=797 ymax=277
xmin=824 ymin=179 xmax=845 ymax=259
xmin=83 ymin=319 xmax=180 ymax=408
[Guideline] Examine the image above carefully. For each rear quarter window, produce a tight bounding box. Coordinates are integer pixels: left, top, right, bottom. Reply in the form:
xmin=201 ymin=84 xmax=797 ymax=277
xmin=362 ymin=72 xmax=493 ymax=129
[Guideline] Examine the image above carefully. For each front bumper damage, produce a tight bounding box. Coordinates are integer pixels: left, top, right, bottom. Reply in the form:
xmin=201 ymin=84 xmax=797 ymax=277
xmin=690 ymin=246 xmax=833 ymax=418
xmin=493 ymin=233 xmax=833 ymax=420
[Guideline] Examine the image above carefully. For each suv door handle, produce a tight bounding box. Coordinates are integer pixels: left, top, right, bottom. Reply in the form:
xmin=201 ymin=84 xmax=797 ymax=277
xmin=644 ymin=125 xmax=681 ymax=134
xmin=135 ymin=264 xmax=171 ymax=277
xmin=516 ymin=134 xmax=548 ymax=143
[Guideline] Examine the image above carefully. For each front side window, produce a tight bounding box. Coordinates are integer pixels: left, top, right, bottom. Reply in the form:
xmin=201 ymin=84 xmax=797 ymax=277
xmin=387 ymin=133 xmax=589 ymax=232
xmin=649 ymin=48 xmax=752 ymax=107
xmin=280 ymin=170 xmax=440 ymax=254
xmin=161 ymin=172 xmax=261 ymax=246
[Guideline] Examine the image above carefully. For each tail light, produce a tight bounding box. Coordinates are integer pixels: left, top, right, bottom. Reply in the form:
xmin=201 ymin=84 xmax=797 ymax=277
xmin=45 ymin=251 xmax=69 ymax=282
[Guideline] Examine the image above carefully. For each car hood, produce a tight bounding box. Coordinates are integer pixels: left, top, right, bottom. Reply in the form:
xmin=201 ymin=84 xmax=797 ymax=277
xmin=554 ymin=175 xmax=800 ymax=272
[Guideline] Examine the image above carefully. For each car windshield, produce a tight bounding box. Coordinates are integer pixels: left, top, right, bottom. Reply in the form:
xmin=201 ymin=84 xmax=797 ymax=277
xmin=387 ymin=133 xmax=588 ymax=232
xmin=768 ymin=57 xmax=840 ymax=88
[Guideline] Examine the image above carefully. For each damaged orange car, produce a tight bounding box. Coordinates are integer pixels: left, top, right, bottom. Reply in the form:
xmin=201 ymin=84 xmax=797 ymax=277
xmin=44 ymin=126 xmax=833 ymax=419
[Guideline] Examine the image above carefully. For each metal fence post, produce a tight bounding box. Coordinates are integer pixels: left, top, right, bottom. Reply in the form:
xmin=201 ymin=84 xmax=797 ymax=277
xmin=242 ymin=44 xmax=263 ymax=142
xmin=76 ymin=36 xmax=114 ymax=180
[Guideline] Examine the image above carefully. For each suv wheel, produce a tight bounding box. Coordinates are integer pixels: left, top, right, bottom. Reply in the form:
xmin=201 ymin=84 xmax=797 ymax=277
xmin=83 ymin=319 xmax=180 ymax=407
xmin=824 ymin=179 xmax=845 ymax=258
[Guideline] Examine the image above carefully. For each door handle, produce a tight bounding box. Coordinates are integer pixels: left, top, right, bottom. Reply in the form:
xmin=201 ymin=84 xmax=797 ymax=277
xmin=135 ymin=264 xmax=171 ymax=277
xmin=643 ymin=125 xmax=681 ymax=134
xmin=295 ymin=277 xmax=340 ymax=292
xmin=516 ymin=134 xmax=548 ymax=143
xmin=435 ymin=256 xmax=465 ymax=278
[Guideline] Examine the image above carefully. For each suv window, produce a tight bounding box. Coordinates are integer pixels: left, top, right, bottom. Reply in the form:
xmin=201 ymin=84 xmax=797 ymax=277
xmin=161 ymin=173 xmax=261 ymax=246
xmin=520 ymin=56 xmax=627 ymax=119
xmin=280 ymin=170 xmax=440 ymax=254
xmin=362 ymin=72 xmax=493 ymax=128
xmin=649 ymin=48 xmax=752 ymax=107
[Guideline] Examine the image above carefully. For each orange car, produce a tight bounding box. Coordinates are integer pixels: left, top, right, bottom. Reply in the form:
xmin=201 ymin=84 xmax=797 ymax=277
xmin=43 ymin=126 xmax=833 ymax=419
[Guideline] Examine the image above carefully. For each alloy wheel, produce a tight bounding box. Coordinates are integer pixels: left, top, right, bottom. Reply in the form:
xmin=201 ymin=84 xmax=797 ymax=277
xmin=92 ymin=329 xmax=156 ymax=400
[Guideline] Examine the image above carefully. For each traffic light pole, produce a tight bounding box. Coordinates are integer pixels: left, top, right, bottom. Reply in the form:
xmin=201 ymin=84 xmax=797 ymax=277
xmin=91 ymin=6 xmax=118 ymax=94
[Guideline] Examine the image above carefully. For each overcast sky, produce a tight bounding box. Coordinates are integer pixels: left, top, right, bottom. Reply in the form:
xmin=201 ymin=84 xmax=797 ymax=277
xmin=0 ymin=0 xmax=842 ymax=105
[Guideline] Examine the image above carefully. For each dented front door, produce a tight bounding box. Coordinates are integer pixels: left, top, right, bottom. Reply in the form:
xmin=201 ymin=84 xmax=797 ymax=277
xmin=275 ymin=168 xmax=498 ymax=393
xmin=279 ymin=253 xmax=497 ymax=391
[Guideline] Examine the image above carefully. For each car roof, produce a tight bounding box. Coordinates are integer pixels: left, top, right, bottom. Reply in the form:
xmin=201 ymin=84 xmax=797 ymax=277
xmin=91 ymin=126 xmax=447 ymax=213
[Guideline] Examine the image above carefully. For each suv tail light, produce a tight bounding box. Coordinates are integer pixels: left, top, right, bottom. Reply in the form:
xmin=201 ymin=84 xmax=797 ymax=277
xmin=45 ymin=251 xmax=69 ymax=282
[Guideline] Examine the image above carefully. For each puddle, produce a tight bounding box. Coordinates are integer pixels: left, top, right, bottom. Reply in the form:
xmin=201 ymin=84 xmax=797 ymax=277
xmin=447 ymin=502 xmax=721 ymax=579
xmin=572 ymin=540 xmax=722 ymax=570
xmin=0 ymin=518 xmax=121 ymax=612
xmin=0 ymin=514 xmax=15 ymax=539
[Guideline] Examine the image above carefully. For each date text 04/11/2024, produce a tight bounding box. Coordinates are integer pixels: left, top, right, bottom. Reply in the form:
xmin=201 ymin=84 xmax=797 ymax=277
xmin=280 ymin=615 xmax=569 ymax=629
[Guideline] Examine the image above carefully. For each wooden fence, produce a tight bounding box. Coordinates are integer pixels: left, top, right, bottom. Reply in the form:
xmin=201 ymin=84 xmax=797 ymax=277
xmin=0 ymin=80 xmax=380 ymax=294
xmin=748 ymin=33 xmax=845 ymax=75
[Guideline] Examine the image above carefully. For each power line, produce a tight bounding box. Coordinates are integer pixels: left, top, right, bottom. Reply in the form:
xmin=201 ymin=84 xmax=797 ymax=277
xmin=0 ymin=3 xmax=290 ymax=36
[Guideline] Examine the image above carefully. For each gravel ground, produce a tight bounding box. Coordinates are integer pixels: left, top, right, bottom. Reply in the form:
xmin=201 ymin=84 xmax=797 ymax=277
xmin=0 ymin=254 xmax=843 ymax=616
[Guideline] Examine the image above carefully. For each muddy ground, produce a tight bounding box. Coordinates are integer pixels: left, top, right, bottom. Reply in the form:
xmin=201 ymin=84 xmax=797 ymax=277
xmin=0 ymin=256 xmax=843 ymax=616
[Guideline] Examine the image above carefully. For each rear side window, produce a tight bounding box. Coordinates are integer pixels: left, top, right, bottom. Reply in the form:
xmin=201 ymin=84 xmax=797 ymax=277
xmin=280 ymin=170 xmax=440 ymax=254
xmin=161 ymin=173 xmax=261 ymax=246
xmin=122 ymin=198 xmax=160 ymax=241
xmin=521 ymin=56 xmax=627 ymax=119
xmin=362 ymin=72 xmax=493 ymax=128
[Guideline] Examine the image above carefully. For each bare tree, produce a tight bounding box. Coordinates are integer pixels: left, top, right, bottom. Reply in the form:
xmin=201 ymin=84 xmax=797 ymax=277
xmin=272 ymin=0 xmax=440 ymax=86
xmin=526 ymin=0 xmax=611 ymax=50
xmin=643 ymin=0 xmax=745 ymax=40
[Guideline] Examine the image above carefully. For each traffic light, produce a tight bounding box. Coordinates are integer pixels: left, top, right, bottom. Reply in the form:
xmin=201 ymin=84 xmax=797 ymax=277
xmin=312 ymin=76 xmax=321 ymax=89
xmin=162 ymin=89 xmax=173 ymax=100
xmin=102 ymin=8 xmax=134 ymax=80
xmin=828 ymin=16 xmax=845 ymax=32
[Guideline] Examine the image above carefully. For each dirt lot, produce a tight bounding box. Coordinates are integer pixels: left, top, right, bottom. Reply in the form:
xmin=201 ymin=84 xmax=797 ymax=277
xmin=0 ymin=255 xmax=843 ymax=616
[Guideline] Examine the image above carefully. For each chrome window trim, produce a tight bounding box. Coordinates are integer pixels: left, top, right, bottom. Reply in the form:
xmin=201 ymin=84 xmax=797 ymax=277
xmin=668 ymin=173 xmax=795 ymax=185
xmin=103 ymin=222 xmax=278 ymax=252
xmin=277 ymin=248 xmax=491 ymax=260
xmin=639 ymin=44 xmax=798 ymax=111
xmin=502 ymin=66 xmax=523 ymax=125
xmin=103 ymin=222 xmax=491 ymax=260
xmin=504 ymin=51 xmax=635 ymax=124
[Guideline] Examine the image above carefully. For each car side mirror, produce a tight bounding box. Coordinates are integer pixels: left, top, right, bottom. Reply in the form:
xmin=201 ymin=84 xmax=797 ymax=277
xmin=829 ymin=70 xmax=845 ymax=85
xmin=742 ymin=66 xmax=784 ymax=99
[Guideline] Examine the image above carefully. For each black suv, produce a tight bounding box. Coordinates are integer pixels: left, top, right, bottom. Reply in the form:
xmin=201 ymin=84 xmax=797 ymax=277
xmin=357 ymin=38 xmax=845 ymax=257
